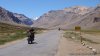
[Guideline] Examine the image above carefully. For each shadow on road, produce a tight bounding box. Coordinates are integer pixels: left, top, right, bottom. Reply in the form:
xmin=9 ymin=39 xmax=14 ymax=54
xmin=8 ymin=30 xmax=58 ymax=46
xmin=28 ymin=42 xmax=38 ymax=44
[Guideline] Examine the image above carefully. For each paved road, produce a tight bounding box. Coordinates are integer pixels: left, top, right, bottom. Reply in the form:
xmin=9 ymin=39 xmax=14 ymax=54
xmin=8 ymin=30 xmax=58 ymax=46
xmin=0 ymin=30 xmax=62 ymax=56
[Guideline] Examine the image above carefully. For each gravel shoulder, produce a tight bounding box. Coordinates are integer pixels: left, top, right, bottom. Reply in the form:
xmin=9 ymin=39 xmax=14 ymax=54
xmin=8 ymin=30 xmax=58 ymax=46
xmin=55 ymin=31 xmax=100 ymax=56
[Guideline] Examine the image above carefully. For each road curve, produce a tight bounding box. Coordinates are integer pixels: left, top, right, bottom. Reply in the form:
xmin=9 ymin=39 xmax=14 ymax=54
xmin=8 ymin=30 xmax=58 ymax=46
xmin=0 ymin=30 xmax=62 ymax=56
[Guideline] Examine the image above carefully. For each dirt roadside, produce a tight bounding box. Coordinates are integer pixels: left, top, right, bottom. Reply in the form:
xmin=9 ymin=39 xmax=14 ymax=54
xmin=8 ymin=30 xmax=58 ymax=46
xmin=55 ymin=33 xmax=100 ymax=56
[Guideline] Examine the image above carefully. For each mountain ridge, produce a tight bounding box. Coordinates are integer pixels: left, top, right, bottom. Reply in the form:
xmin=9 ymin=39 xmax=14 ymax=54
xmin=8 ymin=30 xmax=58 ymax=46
xmin=33 ymin=5 xmax=100 ymax=30
xmin=0 ymin=6 xmax=33 ymax=26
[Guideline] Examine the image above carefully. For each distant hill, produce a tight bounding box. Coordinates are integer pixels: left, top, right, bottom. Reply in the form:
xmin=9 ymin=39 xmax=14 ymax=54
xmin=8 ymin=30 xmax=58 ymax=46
xmin=33 ymin=5 xmax=100 ymax=30
xmin=0 ymin=6 xmax=33 ymax=26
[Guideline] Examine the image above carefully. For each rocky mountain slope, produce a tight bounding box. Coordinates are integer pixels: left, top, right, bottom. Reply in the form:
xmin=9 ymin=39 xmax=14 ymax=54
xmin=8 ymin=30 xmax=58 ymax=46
xmin=0 ymin=6 xmax=33 ymax=26
xmin=62 ymin=5 xmax=100 ymax=30
xmin=33 ymin=5 xmax=100 ymax=30
xmin=13 ymin=13 xmax=33 ymax=25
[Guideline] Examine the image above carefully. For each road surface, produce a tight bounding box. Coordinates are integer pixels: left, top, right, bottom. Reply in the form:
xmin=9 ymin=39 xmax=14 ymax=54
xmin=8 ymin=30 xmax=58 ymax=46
xmin=0 ymin=30 xmax=62 ymax=56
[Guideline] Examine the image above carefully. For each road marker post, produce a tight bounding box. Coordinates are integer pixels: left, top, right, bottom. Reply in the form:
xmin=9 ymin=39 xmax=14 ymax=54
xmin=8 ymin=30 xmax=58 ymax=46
xmin=75 ymin=26 xmax=82 ymax=42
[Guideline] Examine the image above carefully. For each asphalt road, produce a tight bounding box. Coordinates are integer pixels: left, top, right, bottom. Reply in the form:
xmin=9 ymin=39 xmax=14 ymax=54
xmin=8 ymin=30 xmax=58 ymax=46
xmin=0 ymin=30 xmax=62 ymax=56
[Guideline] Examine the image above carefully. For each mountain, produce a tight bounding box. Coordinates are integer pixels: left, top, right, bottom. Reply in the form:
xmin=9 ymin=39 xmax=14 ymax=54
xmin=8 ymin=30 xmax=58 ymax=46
xmin=13 ymin=13 xmax=33 ymax=25
xmin=33 ymin=6 xmax=92 ymax=28
xmin=62 ymin=5 xmax=100 ymax=30
xmin=0 ymin=6 xmax=33 ymax=26
xmin=33 ymin=10 xmax=81 ymax=28
xmin=33 ymin=5 xmax=100 ymax=30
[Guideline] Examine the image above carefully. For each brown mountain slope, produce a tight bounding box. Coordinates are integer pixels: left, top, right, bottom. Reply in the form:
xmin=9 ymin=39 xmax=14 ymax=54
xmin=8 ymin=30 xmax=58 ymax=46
xmin=33 ymin=6 xmax=90 ymax=29
xmin=33 ymin=5 xmax=100 ymax=30
xmin=62 ymin=5 xmax=100 ymax=30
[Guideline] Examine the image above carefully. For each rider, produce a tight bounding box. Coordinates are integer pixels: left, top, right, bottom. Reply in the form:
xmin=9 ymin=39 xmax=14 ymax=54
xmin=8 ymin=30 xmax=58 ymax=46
xmin=27 ymin=27 xmax=35 ymax=44
xmin=58 ymin=28 xmax=60 ymax=31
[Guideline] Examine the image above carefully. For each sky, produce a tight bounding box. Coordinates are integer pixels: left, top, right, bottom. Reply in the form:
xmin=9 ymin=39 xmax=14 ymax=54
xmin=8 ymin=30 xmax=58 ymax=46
xmin=0 ymin=0 xmax=100 ymax=20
